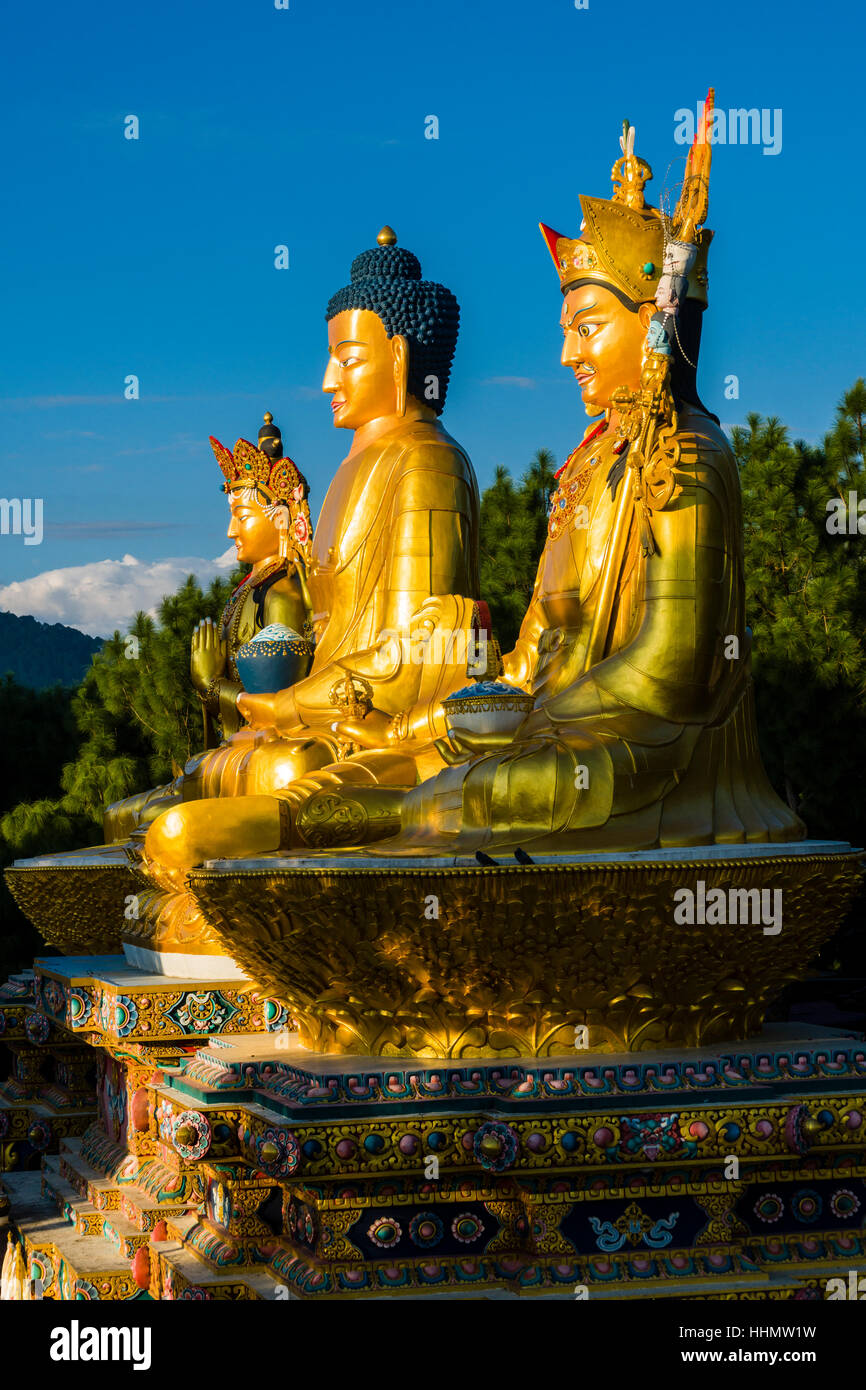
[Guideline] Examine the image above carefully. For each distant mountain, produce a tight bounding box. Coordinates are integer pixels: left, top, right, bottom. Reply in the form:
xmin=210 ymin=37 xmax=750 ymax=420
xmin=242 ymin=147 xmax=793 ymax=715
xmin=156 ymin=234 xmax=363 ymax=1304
xmin=0 ymin=611 xmax=102 ymax=689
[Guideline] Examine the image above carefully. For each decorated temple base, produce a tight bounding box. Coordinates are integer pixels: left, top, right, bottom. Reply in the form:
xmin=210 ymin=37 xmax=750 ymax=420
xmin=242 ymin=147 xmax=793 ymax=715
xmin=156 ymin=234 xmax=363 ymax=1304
xmin=1 ymin=953 xmax=865 ymax=1300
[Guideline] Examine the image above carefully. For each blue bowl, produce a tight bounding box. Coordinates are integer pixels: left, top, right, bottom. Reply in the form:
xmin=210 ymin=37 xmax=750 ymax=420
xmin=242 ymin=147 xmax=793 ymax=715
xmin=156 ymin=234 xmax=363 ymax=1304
xmin=236 ymin=625 xmax=314 ymax=695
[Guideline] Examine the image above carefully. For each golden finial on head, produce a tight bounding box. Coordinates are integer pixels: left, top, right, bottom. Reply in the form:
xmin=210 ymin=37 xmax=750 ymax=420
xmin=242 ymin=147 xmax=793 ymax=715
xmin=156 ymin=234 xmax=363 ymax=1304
xmin=263 ymin=411 xmax=273 ymax=425
xmin=671 ymin=88 xmax=714 ymax=244
xmin=377 ymin=225 xmax=397 ymax=246
xmin=610 ymin=120 xmax=653 ymax=210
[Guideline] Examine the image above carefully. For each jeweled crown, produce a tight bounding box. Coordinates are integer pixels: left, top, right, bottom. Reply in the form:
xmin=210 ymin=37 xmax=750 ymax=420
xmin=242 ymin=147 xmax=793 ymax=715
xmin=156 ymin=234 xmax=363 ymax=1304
xmin=210 ymin=416 xmax=312 ymax=561
xmin=540 ymin=95 xmax=714 ymax=306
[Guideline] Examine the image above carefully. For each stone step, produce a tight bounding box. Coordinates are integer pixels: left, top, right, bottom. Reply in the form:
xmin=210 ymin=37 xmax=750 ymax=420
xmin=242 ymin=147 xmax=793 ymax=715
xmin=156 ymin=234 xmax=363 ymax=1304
xmin=117 ymin=1188 xmax=194 ymax=1234
xmin=58 ymin=1147 xmax=123 ymax=1210
xmin=60 ymin=1133 xmax=202 ymax=1207
xmin=56 ymin=1138 xmax=202 ymax=1231
xmin=41 ymin=1156 xmax=102 ymax=1235
xmin=42 ymin=1158 xmax=148 ymax=1257
xmin=3 ymin=1171 xmax=143 ymax=1300
xmin=152 ymin=1237 xmax=285 ymax=1301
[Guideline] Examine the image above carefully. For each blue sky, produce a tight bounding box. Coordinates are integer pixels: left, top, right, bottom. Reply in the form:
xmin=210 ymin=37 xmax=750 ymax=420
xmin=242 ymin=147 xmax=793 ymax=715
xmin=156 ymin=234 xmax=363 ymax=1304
xmin=1 ymin=0 xmax=863 ymax=633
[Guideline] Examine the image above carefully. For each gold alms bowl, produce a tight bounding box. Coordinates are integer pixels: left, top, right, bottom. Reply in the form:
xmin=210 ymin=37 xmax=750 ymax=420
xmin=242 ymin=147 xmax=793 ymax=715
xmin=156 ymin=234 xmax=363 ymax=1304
xmin=442 ymin=680 xmax=535 ymax=740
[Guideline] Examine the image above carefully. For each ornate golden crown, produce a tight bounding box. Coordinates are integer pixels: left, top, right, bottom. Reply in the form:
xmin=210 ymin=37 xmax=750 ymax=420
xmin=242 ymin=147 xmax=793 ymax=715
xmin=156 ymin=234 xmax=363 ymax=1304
xmin=540 ymin=94 xmax=714 ymax=305
xmin=209 ymin=434 xmax=313 ymax=563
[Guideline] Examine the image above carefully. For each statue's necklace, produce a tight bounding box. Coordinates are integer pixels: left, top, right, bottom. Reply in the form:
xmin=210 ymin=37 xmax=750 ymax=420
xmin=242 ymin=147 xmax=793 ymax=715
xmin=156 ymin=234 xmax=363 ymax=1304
xmin=548 ymin=422 xmax=608 ymax=541
xmin=221 ymin=559 xmax=286 ymax=647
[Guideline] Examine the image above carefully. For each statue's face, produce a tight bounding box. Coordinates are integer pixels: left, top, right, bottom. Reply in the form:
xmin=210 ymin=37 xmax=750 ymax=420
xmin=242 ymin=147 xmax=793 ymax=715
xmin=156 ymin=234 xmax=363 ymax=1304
xmin=560 ymin=283 xmax=651 ymax=414
xmin=322 ymin=309 xmax=402 ymax=429
xmin=227 ymin=488 xmax=282 ymax=566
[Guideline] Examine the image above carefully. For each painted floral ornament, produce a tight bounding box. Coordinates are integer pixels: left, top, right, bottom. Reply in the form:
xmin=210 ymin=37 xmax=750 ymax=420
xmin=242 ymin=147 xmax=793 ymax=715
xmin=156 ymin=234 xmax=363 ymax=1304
xmin=172 ymin=1110 xmax=211 ymax=1161
xmin=472 ymin=1120 xmax=519 ymax=1172
xmin=255 ymin=1126 xmax=300 ymax=1177
xmin=24 ymin=1012 xmax=50 ymax=1044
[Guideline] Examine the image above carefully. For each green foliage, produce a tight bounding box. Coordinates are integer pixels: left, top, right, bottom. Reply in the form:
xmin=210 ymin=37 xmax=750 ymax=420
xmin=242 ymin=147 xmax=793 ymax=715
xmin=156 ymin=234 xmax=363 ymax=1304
xmin=2 ymin=571 xmax=241 ymax=854
xmin=479 ymin=448 xmax=557 ymax=651
xmin=0 ymin=569 xmax=242 ymax=975
xmin=734 ymin=380 xmax=866 ymax=848
xmin=0 ymin=676 xmax=80 ymax=812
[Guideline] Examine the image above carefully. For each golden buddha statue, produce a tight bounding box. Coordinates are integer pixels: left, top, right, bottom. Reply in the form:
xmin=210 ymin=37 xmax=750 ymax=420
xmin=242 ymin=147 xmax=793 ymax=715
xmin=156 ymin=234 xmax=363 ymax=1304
xmin=103 ymin=413 xmax=313 ymax=843
xmin=145 ymin=97 xmax=803 ymax=874
xmin=139 ymin=227 xmax=489 ymax=898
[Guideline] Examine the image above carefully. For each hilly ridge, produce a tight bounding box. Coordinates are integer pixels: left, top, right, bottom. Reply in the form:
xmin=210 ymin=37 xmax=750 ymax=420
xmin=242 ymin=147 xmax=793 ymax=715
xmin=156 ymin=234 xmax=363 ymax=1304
xmin=0 ymin=610 xmax=102 ymax=689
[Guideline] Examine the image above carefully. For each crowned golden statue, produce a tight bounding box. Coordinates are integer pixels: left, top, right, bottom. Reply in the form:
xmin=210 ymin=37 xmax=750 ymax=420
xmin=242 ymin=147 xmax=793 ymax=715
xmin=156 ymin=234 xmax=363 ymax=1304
xmin=102 ymin=412 xmax=314 ymax=843
xmin=383 ymin=105 xmax=806 ymax=855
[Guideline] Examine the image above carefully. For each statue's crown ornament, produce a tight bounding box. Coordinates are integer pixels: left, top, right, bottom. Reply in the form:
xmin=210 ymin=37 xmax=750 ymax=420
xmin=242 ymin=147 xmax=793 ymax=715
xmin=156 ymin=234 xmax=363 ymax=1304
xmin=540 ymin=91 xmax=715 ymax=306
xmin=210 ymin=414 xmax=313 ymax=561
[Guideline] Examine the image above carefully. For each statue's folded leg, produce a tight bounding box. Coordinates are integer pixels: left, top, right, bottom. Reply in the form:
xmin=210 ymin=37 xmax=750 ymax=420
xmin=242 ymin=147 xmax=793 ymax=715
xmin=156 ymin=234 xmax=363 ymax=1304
xmin=145 ymin=796 xmax=285 ymax=873
xmin=179 ymin=729 xmax=339 ymax=802
xmin=144 ymin=748 xmax=419 ymax=873
xmin=103 ymin=779 xmax=183 ymax=844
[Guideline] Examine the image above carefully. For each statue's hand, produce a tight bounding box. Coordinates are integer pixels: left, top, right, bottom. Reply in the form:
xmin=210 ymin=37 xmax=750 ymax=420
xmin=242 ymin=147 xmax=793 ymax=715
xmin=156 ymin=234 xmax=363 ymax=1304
xmin=434 ymin=725 xmax=516 ymax=765
xmin=239 ymin=684 xmax=300 ymax=732
xmin=291 ymin=551 xmax=313 ymax=617
xmin=190 ymin=617 xmax=227 ymax=690
xmin=332 ymin=709 xmax=392 ymax=749
xmin=237 ymin=691 xmax=278 ymax=729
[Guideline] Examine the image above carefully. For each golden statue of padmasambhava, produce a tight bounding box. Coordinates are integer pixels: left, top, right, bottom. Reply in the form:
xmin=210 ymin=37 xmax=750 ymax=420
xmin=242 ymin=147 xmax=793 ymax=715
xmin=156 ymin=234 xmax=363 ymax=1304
xmin=145 ymin=95 xmax=802 ymax=880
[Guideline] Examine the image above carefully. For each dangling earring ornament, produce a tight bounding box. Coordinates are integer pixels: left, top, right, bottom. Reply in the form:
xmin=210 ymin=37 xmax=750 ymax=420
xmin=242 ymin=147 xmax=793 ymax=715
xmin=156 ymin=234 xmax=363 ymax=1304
xmin=277 ymin=508 xmax=290 ymax=563
xmin=394 ymin=337 xmax=408 ymax=417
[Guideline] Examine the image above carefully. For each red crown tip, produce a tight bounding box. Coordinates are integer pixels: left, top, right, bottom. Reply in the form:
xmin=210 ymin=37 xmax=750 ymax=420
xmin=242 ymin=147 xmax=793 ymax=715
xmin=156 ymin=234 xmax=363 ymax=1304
xmin=539 ymin=221 xmax=566 ymax=266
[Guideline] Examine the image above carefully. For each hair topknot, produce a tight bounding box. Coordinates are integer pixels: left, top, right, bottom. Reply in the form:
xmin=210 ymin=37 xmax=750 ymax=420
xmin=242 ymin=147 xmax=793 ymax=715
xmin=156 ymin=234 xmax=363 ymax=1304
xmin=326 ymin=236 xmax=460 ymax=416
xmin=349 ymin=245 xmax=422 ymax=281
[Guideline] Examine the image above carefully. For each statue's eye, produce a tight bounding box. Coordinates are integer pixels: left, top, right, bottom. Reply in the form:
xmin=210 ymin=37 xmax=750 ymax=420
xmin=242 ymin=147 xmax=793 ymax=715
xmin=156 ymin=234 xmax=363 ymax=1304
xmin=578 ymin=322 xmax=594 ymax=338
xmin=341 ymin=355 xmax=361 ymax=367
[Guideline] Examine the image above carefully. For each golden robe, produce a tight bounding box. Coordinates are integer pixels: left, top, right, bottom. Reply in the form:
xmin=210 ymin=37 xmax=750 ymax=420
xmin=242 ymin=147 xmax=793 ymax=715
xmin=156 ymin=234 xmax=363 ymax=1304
xmin=392 ymin=406 xmax=804 ymax=853
xmin=183 ymin=417 xmax=481 ymax=801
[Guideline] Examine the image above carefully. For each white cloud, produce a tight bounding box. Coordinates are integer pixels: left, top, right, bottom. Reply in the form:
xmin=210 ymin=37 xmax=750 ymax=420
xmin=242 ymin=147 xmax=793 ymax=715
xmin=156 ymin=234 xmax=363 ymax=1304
xmin=0 ymin=549 xmax=237 ymax=638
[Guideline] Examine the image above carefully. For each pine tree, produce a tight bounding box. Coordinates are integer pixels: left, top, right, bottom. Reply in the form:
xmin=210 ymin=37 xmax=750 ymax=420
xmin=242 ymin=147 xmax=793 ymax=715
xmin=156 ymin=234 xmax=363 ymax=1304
xmin=735 ymin=384 xmax=866 ymax=845
xmin=479 ymin=448 xmax=557 ymax=651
